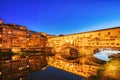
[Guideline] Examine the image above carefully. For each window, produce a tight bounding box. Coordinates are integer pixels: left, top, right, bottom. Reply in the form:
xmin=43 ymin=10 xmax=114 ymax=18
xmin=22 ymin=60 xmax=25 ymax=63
xmin=106 ymin=43 xmax=109 ymax=45
xmin=88 ymin=43 xmax=91 ymax=45
xmin=0 ymin=38 xmax=2 ymax=43
xmin=90 ymin=34 xmax=92 ymax=37
xmin=8 ymin=31 xmax=12 ymax=34
xmin=108 ymin=32 xmax=111 ymax=35
xmin=98 ymin=33 xmax=101 ymax=36
xmin=0 ymin=27 xmax=3 ymax=31
xmin=111 ymin=43 xmax=114 ymax=45
xmin=111 ymin=39 xmax=115 ymax=41
xmin=116 ymin=43 xmax=119 ymax=45
xmin=96 ymin=42 xmax=99 ymax=45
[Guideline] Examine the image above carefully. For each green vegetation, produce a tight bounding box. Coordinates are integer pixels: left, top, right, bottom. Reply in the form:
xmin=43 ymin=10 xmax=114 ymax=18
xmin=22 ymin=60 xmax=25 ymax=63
xmin=78 ymin=55 xmax=106 ymax=66
xmin=88 ymin=57 xmax=120 ymax=80
xmin=88 ymin=68 xmax=104 ymax=80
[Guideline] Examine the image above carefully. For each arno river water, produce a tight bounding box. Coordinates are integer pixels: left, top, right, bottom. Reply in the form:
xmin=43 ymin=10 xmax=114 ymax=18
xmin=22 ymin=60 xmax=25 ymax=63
xmin=1 ymin=54 xmax=85 ymax=80
xmin=25 ymin=49 xmax=118 ymax=80
xmin=25 ymin=66 xmax=85 ymax=80
xmin=1 ymin=49 xmax=119 ymax=80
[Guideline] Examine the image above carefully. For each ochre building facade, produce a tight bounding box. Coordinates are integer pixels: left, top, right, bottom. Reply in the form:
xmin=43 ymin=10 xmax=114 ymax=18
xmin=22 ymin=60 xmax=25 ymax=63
xmin=0 ymin=19 xmax=47 ymax=52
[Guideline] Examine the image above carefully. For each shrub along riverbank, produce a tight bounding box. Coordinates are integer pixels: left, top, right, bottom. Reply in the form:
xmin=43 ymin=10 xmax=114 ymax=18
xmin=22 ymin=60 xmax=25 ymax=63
xmin=88 ymin=57 xmax=120 ymax=80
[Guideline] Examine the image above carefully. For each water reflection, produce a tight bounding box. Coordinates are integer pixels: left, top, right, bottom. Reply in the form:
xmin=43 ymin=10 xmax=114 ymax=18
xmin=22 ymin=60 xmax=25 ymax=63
xmin=0 ymin=50 xmax=110 ymax=80
xmin=0 ymin=55 xmax=47 ymax=80
xmin=25 ymin=66 xmax=85 ymax=80
xmin=0 ymin=55 xmax=85 ymax=80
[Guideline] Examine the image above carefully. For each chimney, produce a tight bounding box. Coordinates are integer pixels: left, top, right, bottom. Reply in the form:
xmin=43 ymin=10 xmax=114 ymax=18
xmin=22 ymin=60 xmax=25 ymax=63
xmin=0 ymin=19 xmax=3 ymax=24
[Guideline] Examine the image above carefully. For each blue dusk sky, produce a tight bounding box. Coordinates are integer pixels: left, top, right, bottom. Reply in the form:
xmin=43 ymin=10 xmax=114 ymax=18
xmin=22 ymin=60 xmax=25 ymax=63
xmin=0 ymin=0 xmax=120 ymax=35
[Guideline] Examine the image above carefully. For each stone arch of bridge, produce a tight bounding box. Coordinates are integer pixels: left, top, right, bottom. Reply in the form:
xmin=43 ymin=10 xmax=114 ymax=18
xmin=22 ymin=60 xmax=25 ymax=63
xmin=59 ymin=43 xmax=79 ymax=60
xmin=61 ymin=43 xmax=79 ymax=50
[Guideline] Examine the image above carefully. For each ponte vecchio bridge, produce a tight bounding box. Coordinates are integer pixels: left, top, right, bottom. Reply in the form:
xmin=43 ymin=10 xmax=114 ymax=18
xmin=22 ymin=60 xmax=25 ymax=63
xmin=46 ymin=27 xmax=120 ymax=55
xmin=46 ymin=27 xmax=120 ymax=78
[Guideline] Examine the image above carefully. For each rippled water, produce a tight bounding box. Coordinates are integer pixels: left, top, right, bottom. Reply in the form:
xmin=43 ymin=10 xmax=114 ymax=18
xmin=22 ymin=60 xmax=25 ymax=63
xmin=25 ymin=66 xmax=85 ymax=80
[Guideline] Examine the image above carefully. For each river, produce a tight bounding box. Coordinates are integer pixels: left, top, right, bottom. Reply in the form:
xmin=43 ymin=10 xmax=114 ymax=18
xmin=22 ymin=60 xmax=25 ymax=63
xmin=25 ymin=66 xmax=85 ymax=80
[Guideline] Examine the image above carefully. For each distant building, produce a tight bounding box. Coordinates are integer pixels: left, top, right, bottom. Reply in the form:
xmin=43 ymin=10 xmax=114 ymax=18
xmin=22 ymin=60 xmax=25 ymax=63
xmin=26 ymin=31 xmax=47 ymax=52
xmin=0 ymin=22 xmax=28 ymax=52
xmin=0 ymin=19 xmax=48 ymax=52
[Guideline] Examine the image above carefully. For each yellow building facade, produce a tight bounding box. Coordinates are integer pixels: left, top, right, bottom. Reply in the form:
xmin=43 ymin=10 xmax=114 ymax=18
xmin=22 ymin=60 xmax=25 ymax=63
xmin=0 ymin=24 xmax=28 ymax=52
xmin=0 ymin=19 xmax=48 ymax=52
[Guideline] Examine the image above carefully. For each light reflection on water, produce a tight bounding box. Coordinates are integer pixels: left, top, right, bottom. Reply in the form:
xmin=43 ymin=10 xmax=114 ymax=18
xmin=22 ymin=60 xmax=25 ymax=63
xmin=94 ymin=49 xmax=120 ymax=61
xmin=25 ymin=66 xmax=85 ymax=80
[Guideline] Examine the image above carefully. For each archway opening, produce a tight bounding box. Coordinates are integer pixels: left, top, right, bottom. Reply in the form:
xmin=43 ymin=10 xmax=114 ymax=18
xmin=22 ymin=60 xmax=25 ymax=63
xmin=61 ymin=47 xmax=79 ymax=60
xmin=94 ymin=48 xmax=120 ymax=61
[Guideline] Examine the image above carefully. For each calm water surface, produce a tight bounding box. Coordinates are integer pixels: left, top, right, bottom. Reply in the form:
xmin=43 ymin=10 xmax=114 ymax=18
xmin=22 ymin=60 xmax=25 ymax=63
xmin=25 ymin=66 xmax=85 ymax=80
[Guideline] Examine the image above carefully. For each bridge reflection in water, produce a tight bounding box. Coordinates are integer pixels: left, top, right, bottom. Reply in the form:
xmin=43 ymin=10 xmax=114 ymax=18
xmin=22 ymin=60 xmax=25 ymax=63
xmin=0 ymin=54 xmax=86 ymax=80
xmin=1 ymin=49 xmax=114 ymax=80
xmin=47 ymin=55 xmax=103 ymax=78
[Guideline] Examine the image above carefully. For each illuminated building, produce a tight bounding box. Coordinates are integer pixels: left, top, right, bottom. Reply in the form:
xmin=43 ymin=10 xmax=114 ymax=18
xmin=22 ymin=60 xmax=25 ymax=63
xmin=0 ymin=19 xmax=28 ymax=52
xmin=0 ymin=19 xmax=47 ymax=52
xmin=26 ymin=31 xmax=47 ymax=51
